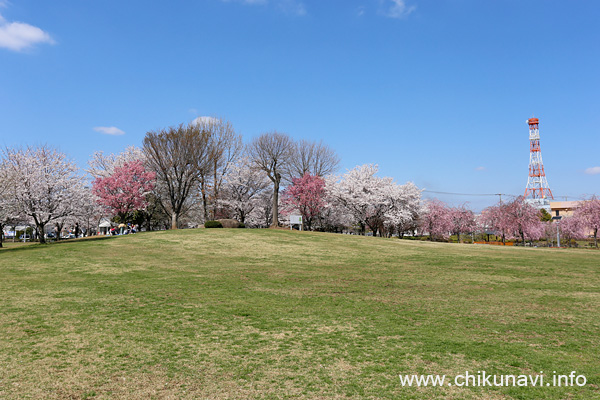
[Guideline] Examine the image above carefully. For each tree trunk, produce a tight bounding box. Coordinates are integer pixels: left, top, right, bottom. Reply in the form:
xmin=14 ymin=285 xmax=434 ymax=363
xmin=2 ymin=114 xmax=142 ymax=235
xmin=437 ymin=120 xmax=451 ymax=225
xmin=171 ymin=212 xmax=178 ymax=230
xmin=595 ymin=228 xmax=598 ymax=248
xmin=200 ymin=181 xmax=209 ymax=222
xmin=0 ymin=223 xmax=3 ymax=248
xmin=271 ymin=180 xmax=280 ymax=227
xmin=457 ymin=232 xmax=461 ymax=243
xmin=212 ymin=159 xmax=219 ymax=220
xmin=37 ymin=223 xmax=46 ymax=244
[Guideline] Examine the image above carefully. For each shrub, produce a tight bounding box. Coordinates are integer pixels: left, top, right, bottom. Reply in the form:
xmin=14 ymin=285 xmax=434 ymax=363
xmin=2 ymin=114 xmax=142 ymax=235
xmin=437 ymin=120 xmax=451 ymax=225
xmin=205 ymin=220 xmax=223 ymax=229
xmin=239 ymin=223 xmax=245 ymax=228
xmin=217 ymin=219 xmax=240 ymax=228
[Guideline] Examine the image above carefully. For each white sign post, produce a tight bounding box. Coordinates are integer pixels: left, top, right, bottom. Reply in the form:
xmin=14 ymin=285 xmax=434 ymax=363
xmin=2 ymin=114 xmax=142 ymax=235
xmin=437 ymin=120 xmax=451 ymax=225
xmin=289 ymin=215 xmax=303 ymax=231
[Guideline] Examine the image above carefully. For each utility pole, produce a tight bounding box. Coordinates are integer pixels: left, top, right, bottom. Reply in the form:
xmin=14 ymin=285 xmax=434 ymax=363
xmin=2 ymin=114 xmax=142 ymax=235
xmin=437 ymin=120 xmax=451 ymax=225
xmin=552 ymin=215 xmax=562 ymax=248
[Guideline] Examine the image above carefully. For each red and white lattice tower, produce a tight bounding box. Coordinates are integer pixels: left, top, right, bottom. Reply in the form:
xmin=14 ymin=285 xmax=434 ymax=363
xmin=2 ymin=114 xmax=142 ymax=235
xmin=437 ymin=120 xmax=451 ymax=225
xmin=524 ymin=117 xmax=553 ymax=206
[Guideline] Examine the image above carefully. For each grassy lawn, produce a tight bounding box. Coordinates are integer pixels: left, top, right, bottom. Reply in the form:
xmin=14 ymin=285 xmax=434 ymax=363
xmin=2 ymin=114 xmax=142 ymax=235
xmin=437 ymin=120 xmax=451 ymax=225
xmin=0 ymin=240 xmax=35 ymax=250
xmin=0 ymin=229 xmax=598 ymax=399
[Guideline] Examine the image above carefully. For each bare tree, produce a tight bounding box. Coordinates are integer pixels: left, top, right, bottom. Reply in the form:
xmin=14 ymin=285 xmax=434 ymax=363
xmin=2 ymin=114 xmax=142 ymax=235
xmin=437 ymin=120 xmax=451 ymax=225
xmin=248 ymin=132 xmax=294 ymax=227
xmin=287 ymin=139 xmax=340 ymax=180
xmin=193 ymin=117 xmax=243 ymax=221
xmin=143 ymin=123 xmax=212 ymax=229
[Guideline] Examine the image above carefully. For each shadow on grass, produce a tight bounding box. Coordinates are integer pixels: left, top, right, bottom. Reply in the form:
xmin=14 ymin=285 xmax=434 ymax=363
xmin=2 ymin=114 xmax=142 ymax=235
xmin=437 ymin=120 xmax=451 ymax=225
xmin=0 ymin=235 xmax=118 ymax=254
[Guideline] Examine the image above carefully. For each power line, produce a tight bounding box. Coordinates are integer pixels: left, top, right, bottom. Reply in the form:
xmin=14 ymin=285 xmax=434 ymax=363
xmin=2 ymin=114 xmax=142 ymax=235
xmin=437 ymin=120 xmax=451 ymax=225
xmin=422 ymin=190 xmax=517 ymax=197
xmin=423 ymin=189 xmax=589 ymax=202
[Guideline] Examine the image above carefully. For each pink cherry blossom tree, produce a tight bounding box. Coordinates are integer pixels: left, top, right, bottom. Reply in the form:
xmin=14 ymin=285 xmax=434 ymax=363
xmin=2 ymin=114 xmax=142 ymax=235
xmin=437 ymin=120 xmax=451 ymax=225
xmin=504 ymin=196 xmax=545 ymax=244
xmin=479 ymin=203 xmax=508 ymax=243
xmin=92 ymin=160 xmax=156 ymax=223
xmin=281 ymin=173 xmax=327 ymax=231
xmin=449 ymin=205 xmax=476 ymax=243
xmin=553 ymin=215 xmax=587 ymax=247
xmin=576 ymin=196 xmax=600 ymax=247
xmin=419 ymin=198 xmax=452 ymax=241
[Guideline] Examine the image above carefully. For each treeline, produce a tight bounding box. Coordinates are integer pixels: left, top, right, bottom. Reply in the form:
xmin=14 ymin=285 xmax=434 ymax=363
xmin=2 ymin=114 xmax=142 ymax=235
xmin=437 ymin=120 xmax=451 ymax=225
xmin=0 ymin=118 xmax=599 ymax=248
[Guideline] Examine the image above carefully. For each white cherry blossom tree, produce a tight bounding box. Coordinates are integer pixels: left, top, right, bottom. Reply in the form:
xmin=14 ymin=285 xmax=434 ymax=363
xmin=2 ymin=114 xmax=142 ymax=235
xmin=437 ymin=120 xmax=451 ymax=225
xmin=3 ymin=145 xmax=87 ymax=243
xmin=219 ymin=157 xmax=270 ymax=224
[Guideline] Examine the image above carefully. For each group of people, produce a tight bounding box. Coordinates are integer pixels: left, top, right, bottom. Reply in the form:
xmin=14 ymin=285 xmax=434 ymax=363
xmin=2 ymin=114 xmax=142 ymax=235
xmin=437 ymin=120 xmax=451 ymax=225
xmin=109 ymin=223 xmax=138 ymax=236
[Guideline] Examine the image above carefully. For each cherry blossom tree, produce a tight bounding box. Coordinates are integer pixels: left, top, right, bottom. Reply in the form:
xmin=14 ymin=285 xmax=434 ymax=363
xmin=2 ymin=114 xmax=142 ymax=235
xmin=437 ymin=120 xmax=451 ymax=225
xmin=504 ymin=197 xmax=545 ymax=244
xmin=0 ymin=159 xmax=17 ymax=247
xmin=92 ymin=160 xmax=156 ymax=223
xmin=545 ymin=214 xmax=587 ymax=247
xmin=74 ymin=186 xmax=107 ymax=236
xmin=384 ymin=181 xmax=422 ymax=238
xmin=219 ymin=157 xmax=270 ymax=224
xmin=419 ymin=198 xmax=452 ymax=241
xmin=576 ymin=196 xmax=600 ymax=247
xmin=449 ymin=205 xmax=476 ymax=243
xmin=328 ymin=165 xmax=422 ymax=236
xmin=281 ymin=173 xmax=326 ymax=231
xmin=328 ymin=164 xmax=391 ymax=235
xmin=245 ymin=191 xmax=274 ymax=228
xmin=2 ymin=145 xmax=87 ymax=244
xmin=87 ymin=145 xmax=144 ymax=179
xmin=480 ymin=202 xmax=512 ymax=244
xmin=560 ymin=214 xmax=588 ymax=246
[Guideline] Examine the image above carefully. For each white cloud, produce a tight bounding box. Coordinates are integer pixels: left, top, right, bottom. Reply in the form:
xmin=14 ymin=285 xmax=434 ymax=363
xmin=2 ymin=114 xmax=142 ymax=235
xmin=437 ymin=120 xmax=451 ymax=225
xmin=0 ymin=6 xmax=54 ymax=52
xmin=94 ymin=126 xmax=125 ymax=136
xmin=383 ymin=0 xmax=416 ymax=19
xmin=584 ymin=166 xmax=600 ymax=175
xmin=192 ymin=116 xmax=219 ymax=125
xmin=475 ymin=166 xmax=486 ymax=171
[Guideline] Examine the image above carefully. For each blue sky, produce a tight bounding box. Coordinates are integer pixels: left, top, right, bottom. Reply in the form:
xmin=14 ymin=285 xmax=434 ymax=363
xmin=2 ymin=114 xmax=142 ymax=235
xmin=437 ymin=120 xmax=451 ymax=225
xmin=1 ymin=0 xmax=598 ymax=210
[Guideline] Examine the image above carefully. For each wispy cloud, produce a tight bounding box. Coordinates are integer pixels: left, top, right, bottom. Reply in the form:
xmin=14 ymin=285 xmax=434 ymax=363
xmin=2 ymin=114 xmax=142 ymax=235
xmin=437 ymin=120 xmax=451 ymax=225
xmin=382 ymin=0 xmax=416 ymax=19
xmin=356 ymin=6 xmax=366 ymax=17
xmin=475 ymin=166 xmax=486 ymax=171
xmin=0 ymin=5 xmax=55 ymax=52
xmin=94 ymin=126 xmax=125 ymax=136
xmin=584 ymin=166 xmax=600 ymax=175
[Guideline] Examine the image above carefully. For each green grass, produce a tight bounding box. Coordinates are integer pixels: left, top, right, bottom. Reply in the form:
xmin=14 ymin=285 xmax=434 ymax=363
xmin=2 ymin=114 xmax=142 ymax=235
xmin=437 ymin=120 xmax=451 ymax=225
xmin=0 ymin=229 xmax=599 ymax=399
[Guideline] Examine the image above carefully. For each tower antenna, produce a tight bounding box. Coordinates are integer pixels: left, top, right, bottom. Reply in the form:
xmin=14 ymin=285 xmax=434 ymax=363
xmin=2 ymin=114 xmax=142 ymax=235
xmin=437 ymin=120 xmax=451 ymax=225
xmin=524 ymin=117 xmax=553 ymax=208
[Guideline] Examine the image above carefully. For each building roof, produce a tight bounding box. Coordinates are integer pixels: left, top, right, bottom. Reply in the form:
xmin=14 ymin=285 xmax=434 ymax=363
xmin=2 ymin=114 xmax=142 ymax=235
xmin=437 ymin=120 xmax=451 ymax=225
xmin=550 ymin=201 xmax=582 ymax=211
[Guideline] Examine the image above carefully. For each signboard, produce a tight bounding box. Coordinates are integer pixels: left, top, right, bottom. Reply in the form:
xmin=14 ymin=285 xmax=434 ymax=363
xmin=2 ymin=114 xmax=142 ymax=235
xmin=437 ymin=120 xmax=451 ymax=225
xmin=290 ymin=215 xmax=303 ymax=224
